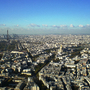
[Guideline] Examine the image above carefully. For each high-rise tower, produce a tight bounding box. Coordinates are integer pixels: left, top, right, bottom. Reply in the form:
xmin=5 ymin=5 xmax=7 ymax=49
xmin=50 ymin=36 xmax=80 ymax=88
xmin=7 ymin=30 xmax=8 ymax=41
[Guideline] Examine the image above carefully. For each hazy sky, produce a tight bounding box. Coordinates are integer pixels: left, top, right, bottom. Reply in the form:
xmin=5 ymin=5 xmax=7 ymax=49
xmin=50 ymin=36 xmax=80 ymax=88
xmin=0 ymin=0 xmax=90 ymax=34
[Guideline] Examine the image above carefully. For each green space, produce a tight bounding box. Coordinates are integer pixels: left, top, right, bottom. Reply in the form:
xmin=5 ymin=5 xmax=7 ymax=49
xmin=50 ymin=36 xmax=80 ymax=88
xmin=71 ymin=85 xmax=79 ymax=90
xmin=0 ymin=41 xmax=7 ymax=51
xmin=70 ymin=47 xmax=84 ymax=58
xmin=2 ymin=78 xmax=13 ymax=87
xmin=0 ymin=41 xmax=18 ymax=51
xmin=23 ymin=41 xmax=42 ymax=44
xmin=53 ymin=58 xmax=60 ymax=62
xmin=7 ymin=43 xmax=16 ymax=51
xmin=0 ymin=54 xmax=3 ymax=60
xmin=44 ymin=47 xmax=58 ymax=53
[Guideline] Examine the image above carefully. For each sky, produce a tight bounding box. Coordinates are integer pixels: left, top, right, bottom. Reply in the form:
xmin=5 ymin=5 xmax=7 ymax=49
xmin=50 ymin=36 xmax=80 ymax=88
xmin=0 ymin=0 xmax=90 ymax=34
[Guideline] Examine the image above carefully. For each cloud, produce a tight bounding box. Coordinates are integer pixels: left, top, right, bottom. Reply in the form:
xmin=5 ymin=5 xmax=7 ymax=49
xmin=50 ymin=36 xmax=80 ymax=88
xmin=28 ymin=23 xmax=40 ymax=27
xmin=42 ymin=24 xmax=48 ymax=27
xmin=52 ymin=25 xmax=56 ymax=27
xmin=60 ymin=25 xmax=67 ymax=27
xmin=16 ymin=25 xmax=19 ymax=27
xmin=86 ymin=24 xmax=90 ymax=27
xmin=78 ymin=24 xmax=84 ymax=27
xmin=70 ymin=24 xmax=74 ymax=27
xmin=52 ymin=25 xmax=60 ymax=28
xmin=15 ymin=25 xmax=19 ymax=27
xmin=0 ymin=24 xmax=6 ymax=26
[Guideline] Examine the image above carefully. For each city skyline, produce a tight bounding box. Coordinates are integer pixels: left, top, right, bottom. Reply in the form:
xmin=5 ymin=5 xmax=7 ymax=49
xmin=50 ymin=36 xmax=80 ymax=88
xmin=0 ymin=0 xmax=90 ymax=34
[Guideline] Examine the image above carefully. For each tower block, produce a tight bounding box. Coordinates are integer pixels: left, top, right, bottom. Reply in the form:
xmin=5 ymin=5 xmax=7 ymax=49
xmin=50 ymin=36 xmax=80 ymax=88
xmin=7 ymin=30 xmax=8 ymax=41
